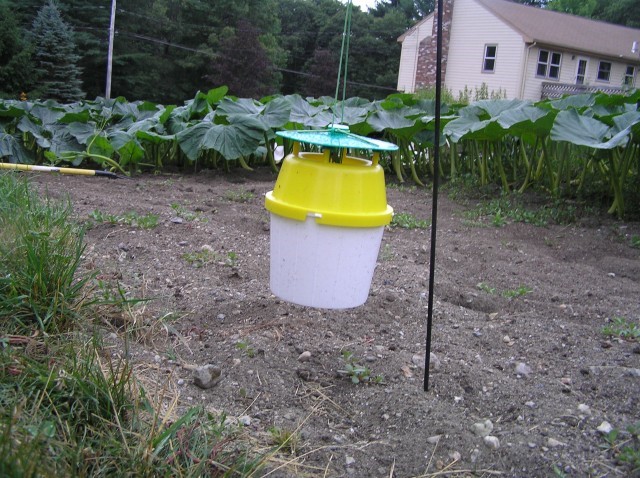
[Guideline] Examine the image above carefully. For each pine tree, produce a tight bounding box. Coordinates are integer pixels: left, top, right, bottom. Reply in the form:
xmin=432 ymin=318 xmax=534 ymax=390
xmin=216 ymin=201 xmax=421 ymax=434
xmin=0 ymin=4 xmax=35 ymax=98
xmin=30 ymin=0 xmax=84 ymax=102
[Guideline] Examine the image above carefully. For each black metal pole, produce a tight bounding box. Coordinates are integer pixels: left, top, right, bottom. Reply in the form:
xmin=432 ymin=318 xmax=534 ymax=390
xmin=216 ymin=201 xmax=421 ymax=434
xmin=424 ymin=0 xmax=444 ymax=391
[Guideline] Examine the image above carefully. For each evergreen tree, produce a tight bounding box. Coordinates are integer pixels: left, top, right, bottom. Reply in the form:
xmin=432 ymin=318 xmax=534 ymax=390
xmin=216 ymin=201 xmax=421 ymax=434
xmin=0 ymin=3 xmax=35 ymax=98
xmin=30 ymin=0 xmax=84 ymax=102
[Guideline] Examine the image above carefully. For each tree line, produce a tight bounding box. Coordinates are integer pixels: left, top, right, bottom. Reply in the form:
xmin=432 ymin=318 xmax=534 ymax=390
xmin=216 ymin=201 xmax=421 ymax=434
xmin=0 ymin=0 xmax=637 ymax=104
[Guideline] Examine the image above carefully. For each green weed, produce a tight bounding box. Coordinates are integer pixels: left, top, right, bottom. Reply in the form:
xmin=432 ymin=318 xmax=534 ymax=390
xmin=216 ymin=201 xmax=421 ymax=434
xmin=631 ymin=235 xmax=640 ymax=249
xmin=602 ymin=317 xmax=640 ymax=341
xmin=379 ymin=243 xmax=394 ymax=261
xmin=463 ymin=196 xmax=580 ymax=227
xmin=477 ymin=282 xmax=497 ymax=294
xmin=182 ymin=249 xmax=218 ymax=268
xmin=226 ymin=251 xmax=238 ymax=267
xmin=268 ymin=426 xmax=299 ymax=455
xmin=502 ymin=285 xmax=533 ymax=298
xmin=89 ymin=209 xmax=159 ymax=229
xmin=236 ymin=340 xmax=256 ymax=358
xmin=170 ymin=202 xmax=205 ymax=222
xmin=391 ymin=212 xmax=431 ymax=229
xmin=477 ymin=282 xmax=532 ymax=298
xmin=224 ymin=189 xmax=254 ymax=203
xmin=600 ymin=422 xmax=640 ymax=476
xmin=338 ymin=351 xmax=384 ymax=384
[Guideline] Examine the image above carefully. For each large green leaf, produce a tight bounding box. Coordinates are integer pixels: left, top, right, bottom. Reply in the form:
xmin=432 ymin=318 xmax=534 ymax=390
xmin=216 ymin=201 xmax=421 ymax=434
xmin=67 ymin=122 xmax=98 ymax=145
xmin=550 ymin=109 xmax=611 ymax=147
xmin=29 ymin=104 xmax=65 ymax=125
xmin=284 ymin=95 xmax=330 ymax=127
xmin=17 ymin=116 xmax=51 ymax=149
xmin=443 ymin=111 xmax=495 ymax=143
xmin=110 ymin=131 xmax=145 ymax=167
xmin=475 ymin=99 xmax=529 ymax=119
xmin=367 ymin=108 xmax=416 ymax=132
xmin=48 ymin=126 xmax=84 ymax=155
xmin=217 ymin=97 xmax=264 ymax=117
xmin=177 ymin=116 xmax=265 ymax=161
xmin=0 ymin=102 xmax=27 ymax=120
xmin=547 ymin=93 xmax=596 ymax=111
xmin=261 ymin=97 xmax=291 ymax=130
xmin=0 ymin=132 xmax=31 ymax=163
xmin=497 ymin=106 xmax=554 ymax=138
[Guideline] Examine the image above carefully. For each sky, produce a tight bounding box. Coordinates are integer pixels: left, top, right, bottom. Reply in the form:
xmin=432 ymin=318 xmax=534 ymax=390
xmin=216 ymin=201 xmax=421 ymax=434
xmin=347 ymin=0 xmax=378 ymax=11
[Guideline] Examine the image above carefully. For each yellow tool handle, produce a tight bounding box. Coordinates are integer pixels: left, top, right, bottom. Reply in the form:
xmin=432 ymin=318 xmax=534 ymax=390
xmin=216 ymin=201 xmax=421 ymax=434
xmin=0 ymin=163 xmax=118 ymax=178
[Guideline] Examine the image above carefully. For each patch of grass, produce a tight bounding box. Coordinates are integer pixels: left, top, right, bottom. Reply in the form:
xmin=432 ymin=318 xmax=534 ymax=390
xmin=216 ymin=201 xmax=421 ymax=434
xmin=338 ymin=351 xmax=384 ymax=384
xmin=502 ymin=285 xmax=533 ymax=298
xmin=600 ymin=422 xmax=640 ymax=476
xmin=477 ymin=282 xmax=497 ymax=294
xmin=89 ymin=209 xmax=159 ymax=229
xmin=386 ymin=182 xmax=417 ymax=192
xmin=379 ymin=243 xmax=394 ymax=261
xmin=224 ymin=189 xmax=254 ymax=203
xmin=170 ymin=202 xmax=206 ymax=222
xmin=268 ymin=426 xmax=299 ymax=455
xmin=631 ymin=235 xmax=640 ymax=249
xmin=0 ymin=173 xmax=267 ymax=477
xmin=602 ymin=317 xmax=640 ymax=341
xmin=236 ymin=340 xmax=256 ymax=358
xmin=182 ymin=249 xmax=218 ymax=268
xmin=391 ymin=212 xmax=431 ymax=229
xmin=226 ymin=251 xmax=238 ymax=267
xmin=0 ymin=173 xmax=92 ymax=333
xmin=463 ymin=195 xmax=580 ymax=227
xmin=477 ymin=282 xmax=532 ymax=298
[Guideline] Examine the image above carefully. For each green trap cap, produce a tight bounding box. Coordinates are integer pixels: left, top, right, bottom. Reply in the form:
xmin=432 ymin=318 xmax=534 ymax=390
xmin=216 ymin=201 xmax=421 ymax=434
xmin=277 ymin=125 xmax=398 ymax=152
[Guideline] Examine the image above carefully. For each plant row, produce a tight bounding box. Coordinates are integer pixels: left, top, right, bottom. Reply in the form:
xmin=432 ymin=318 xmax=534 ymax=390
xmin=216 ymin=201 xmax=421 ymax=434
xmin=1 ymin=87 xmax=639 ymax=217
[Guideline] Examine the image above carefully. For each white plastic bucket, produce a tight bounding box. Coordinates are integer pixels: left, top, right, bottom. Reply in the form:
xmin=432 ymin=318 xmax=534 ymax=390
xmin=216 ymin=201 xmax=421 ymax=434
xmin=269 ymin=213 xmax=384 ymax=309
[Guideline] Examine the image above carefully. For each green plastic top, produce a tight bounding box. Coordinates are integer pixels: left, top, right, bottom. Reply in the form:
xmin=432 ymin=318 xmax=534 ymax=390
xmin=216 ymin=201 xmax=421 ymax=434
xmin=276 ymin=125 xmax=398 ymax=152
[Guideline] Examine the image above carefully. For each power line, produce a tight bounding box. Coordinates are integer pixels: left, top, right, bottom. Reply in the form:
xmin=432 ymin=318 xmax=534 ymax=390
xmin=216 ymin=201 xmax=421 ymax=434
xmin=116 ymin=31 xmax=398 ymax=92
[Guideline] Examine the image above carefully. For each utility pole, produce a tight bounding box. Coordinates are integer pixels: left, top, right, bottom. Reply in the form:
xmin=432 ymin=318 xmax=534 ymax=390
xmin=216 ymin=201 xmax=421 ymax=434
xmin=105 ymin=0 xmax=116 ymax=99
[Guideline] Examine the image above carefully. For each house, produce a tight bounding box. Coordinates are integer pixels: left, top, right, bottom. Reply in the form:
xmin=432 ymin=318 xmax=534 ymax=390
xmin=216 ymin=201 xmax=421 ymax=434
xmin=397 ymin=0 xmax=640 ymax=100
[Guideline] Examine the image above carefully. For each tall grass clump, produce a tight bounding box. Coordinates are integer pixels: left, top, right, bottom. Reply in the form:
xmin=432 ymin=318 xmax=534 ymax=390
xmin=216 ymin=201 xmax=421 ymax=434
xmin=0 ymin=172 xmax=266 ymax=476
xmin=0 ymin=172 xmax=90 ymax=333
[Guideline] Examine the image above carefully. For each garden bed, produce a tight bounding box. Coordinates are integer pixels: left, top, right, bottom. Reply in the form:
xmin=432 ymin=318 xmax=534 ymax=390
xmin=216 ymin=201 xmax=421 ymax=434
xmin=32 ymin=169 xmax=640 ymax=477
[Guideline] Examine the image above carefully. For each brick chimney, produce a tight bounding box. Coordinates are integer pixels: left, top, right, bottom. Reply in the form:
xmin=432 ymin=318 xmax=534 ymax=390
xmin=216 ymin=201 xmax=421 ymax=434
xmin=415 ymin=0 xmax=454 ymax=90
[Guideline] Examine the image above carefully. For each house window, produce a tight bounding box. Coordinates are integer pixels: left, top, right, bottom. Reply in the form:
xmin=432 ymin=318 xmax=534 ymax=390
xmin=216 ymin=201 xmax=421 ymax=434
xmin=597 ymin=61 xmax=612 ymax=82
xmin=536 ymin=50 xmax=562 ymax=80
xmin=483 ymin=45 xmax=497 ymax=72
xmin=624 ymin=65 xmax=636 ymax=87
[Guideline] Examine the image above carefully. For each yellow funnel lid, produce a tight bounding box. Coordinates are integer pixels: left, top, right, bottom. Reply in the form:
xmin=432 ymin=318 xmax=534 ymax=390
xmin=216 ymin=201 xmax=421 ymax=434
xmin=265 ymin=149 xmax=393 ymax=228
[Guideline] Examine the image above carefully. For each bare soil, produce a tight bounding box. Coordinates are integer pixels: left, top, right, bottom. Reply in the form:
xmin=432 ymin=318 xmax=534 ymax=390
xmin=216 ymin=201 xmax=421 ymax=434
xmin=32 ymin=169 xmax=640 ymax=477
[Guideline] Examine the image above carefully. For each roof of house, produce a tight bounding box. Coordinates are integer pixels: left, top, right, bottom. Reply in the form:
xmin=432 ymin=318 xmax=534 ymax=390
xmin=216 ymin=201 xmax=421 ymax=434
xmin=398 ymin=0 xmax=640 ymax=63
xmin=476 ymin=0 xmax=640 ymax=62
xmin=397 ymin=15 xmax=432 ymax=42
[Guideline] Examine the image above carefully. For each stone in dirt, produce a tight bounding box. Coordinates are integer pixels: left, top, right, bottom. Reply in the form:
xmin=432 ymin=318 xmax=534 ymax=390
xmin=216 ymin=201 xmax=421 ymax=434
xmin=193 ymin=364 xmax=222 ymax=389
xmin=547 ymin=437 xmax=566 ymax=448
xmin=515 ymin=362 xmax=532 ymax=376
xmin=597 ymin=421 xmax=613 ymax=434
xmin=472 ymin=419 xmax=494 ymax=437
xmin=483 ymin=435 xmax=500 ymax=449
xmin=413 ymin=353 xmax=441 ymax=370
xmin=298 ymin=351 xmax=312 ymax=362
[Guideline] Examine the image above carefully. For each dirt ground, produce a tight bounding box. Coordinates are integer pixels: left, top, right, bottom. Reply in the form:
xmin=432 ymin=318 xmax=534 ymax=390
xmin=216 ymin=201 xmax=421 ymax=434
xmin=31 ymin=167 xmax=640 ymax=478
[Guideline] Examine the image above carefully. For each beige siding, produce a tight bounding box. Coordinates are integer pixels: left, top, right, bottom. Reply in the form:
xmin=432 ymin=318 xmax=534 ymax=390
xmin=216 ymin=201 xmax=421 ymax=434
xmin=522 ymin=47 xmax=638 ymax=100
xmin=397 ymin=17 xmax=433 ymax=93
xmin=446 ymin=0 xmax=525 ymax=100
